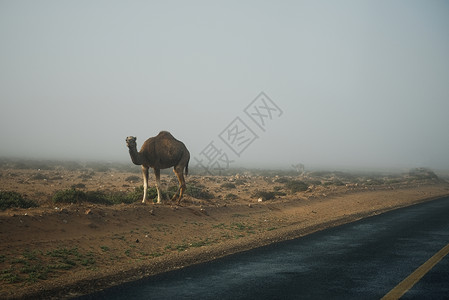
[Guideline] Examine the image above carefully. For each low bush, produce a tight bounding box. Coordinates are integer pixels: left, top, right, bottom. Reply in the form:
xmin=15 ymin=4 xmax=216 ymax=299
xmin=78 ymin=172 xmax=94 ymax=180
xmin=186 ymin=184 xmax=214 ymax=200
xmin=306 ymin=180 xmax=322 ymax=186
xmin=364 ymin=179 xmax=384 ymax=186
xmin=274 ymin=177 xmax=290 ymax=184
xmin=274 ymin=190 xmax=287 ymax=197
xmin=252 ymin=190 xmax=276 ymax=201
xmin=51 ymin=183 xmax=216 ymax=205
xmin=332 ymin=179 xmax=346 ymax=186
xmin=0 ymin=191 xmax=39 ymax=210
xmin=284 ymin=180 xmax=308 ymax=193
xmin=220 ymin=182 xmax=236 ymax=189
xmin=52 ymin=189 xmax=88 ymax=204
xmin=52 ymin=187 xmax=145 ymax=205
xmin=125 ymin=175 xmax=141 ymax=183
xmin=224 ymin=193 xmax=238 ymax=201
xmin=234 ymin=179 xmax=247 ymax=186
xmin=31 ymin=173 xmax=48 ymax=180
xmin=84 ymin=191 xmax=115 ymax=205
xmin=123 ymin=186 xmax=147 ymax=203
xmin=71 ymin=183 xmax=86 ymax=189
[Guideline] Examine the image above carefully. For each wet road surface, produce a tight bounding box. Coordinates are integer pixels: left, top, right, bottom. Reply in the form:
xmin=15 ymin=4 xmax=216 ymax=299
xmin=79 ymin=196 xmax=449 ymax=299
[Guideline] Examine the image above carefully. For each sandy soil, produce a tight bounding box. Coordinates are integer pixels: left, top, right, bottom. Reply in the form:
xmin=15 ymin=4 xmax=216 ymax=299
xmin=1 ymin=163 xmax=449 ymax=299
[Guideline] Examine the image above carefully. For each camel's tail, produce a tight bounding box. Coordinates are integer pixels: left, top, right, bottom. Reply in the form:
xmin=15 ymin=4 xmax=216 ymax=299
xmin=185 ymin=158 xmax=189 ymax=176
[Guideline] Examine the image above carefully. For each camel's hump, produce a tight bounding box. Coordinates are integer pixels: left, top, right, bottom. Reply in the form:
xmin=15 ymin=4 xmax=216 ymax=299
xmin=158 ymin=130 xmax=172 ymax=136
xmin=157 ymin=131 xmax=176 ymax=139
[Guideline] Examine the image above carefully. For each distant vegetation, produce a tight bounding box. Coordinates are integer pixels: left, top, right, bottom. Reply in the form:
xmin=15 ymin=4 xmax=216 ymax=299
xmin=220 ymin=182 xmax=237 ymax=189
xmin=408 ymin=168 xmax=439 ymax=180
xmin=0 ymin=158 xmax=141 ymax=174
xmin=0 ymin=191 xmax=39 ymax=210
xmin=0 ymin=158 xmax=444 ymax=181
xmin=1 ymin=158 xmax=444 ymax=209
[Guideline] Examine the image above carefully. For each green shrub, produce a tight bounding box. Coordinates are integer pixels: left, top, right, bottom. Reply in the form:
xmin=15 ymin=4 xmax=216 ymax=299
xmin=52 ymin=187 xmax=148 ymax=205
xmin=306 ymin=180 xmax=322 ymax=186
xmin=52 ymin=189 xmax=88 ymax=204
xmin=78 ymin=173 xmax=94 ymax=180
xmin=364 ymin=179 xmax=384 ymax=186
xmin=71 ymin=183 xmax=86 ymax=189
xmin=85 ymin=191 xmax=114 ymax=205
xmin=51 ymin=184 xmax=215 ymax=205
xmin=0 ymin=191 xmax=39 ymax=210
xmin=274 ymin=177 xmax=290 ymax=184
xmin=186 ymin=185 xmax=214 ymax=200
xmin=125 ymin=175 xmax=141 ymax=182
xmin=125 ymin=185 xmax=174 ymax=203
xmin=284 ymin=180 xmax=308 ymax=193
xmin=332 ymin=179 xmax=346 ymax=186
xmin=220 ymin=182 xmax=236 ymax=189
xmin=125 ymin=186 xmax=146 ymax=202
xmin=252 ymin=190 xmax=276 ymax=200
xmin=234 ymin=179 xmax=246 ymax=186
xmin=224 ymin=193 xmax=238 ymax=200
xmin=31 ymin=173 xmax=48 ymax=180
xmin=274 ymin=191 xmax=287 ymax=197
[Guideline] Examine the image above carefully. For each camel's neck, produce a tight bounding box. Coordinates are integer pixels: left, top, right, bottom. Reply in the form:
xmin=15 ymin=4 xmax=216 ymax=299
xmin=128 ymin=146 xmax=143 ymax=165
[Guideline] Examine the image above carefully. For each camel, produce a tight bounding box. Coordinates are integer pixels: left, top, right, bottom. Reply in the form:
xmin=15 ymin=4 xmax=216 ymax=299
xmin=126 ymin=131 xmax=190 ymax=205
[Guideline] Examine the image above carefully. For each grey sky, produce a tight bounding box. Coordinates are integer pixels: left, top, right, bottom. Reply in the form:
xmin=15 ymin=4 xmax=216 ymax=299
xmin=1 ymin=0 xmax=448 ymax=170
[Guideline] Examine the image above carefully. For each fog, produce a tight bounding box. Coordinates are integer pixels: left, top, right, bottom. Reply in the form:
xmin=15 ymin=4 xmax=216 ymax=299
xmin=1 ymin=1 xmax=449 ymax=172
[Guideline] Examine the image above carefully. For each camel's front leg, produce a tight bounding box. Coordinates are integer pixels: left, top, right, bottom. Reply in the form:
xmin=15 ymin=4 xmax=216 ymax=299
xmin=154 ymin=168 xmax=162 ymax=204
xmin=142 ymin=166 xmax=149 ymax=203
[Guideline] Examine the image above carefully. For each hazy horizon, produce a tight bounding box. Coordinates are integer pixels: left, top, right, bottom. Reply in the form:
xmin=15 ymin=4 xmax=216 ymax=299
xmin=1 ymin=1 xmax=448 ymax=172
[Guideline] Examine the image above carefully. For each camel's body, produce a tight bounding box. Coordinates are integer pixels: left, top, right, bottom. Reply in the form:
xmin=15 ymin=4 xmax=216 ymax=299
xmin=126 ymin=131 xmax=190 ymax=204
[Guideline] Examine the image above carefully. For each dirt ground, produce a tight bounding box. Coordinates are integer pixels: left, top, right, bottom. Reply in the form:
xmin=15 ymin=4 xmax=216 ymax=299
xmin=1 ymin=161 xmax=449 ymax=299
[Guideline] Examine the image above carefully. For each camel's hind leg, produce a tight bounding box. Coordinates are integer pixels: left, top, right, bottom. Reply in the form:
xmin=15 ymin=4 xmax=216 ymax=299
xmin=141 ymin=166 xmax=149 ymax=204
xmin=172 ymin=166 xmax=186 ymax=205
xmin=154 ymin=168 xmax=162 ymax=204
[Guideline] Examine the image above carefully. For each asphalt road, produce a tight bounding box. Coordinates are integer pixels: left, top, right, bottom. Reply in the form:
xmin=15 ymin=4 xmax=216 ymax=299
xmin=79 ymin=196 xmax=449 ymax=299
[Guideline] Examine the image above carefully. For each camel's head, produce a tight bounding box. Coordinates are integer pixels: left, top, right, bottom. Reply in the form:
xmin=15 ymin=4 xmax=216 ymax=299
xmin=126 ymin=136 xmax=137 ymax=148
